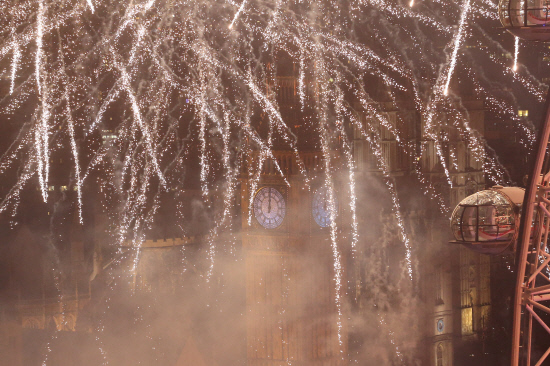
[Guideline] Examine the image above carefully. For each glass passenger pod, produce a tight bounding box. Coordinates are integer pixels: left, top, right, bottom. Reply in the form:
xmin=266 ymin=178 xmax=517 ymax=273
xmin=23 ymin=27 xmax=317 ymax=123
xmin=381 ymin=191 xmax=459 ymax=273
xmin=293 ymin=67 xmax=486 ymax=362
xmin=450 ymin=187 xmax=524 ymax=255
xmin=500 ymin=0 xmax=550 ymax=41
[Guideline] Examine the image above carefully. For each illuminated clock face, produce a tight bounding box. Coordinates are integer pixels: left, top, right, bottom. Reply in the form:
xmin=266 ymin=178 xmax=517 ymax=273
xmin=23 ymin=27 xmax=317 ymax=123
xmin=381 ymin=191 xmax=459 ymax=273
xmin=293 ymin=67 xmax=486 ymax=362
xmin=253 ymin=187 xmax=286 ymax=229
xmin=312 ymin=186 xmax=337 ymax=228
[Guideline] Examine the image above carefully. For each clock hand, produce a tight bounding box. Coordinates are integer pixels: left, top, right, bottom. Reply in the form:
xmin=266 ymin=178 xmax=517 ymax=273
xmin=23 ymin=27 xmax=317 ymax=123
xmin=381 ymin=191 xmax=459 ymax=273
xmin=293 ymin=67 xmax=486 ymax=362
xmin=268 ymin=188 xmax=272 ymax=213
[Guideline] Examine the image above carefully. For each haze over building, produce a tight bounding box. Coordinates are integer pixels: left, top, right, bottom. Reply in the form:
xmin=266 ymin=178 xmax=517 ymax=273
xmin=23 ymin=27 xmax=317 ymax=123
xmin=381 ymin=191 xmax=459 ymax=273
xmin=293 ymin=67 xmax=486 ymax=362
xmin=0 ymin=1 xmax=546 ymax=366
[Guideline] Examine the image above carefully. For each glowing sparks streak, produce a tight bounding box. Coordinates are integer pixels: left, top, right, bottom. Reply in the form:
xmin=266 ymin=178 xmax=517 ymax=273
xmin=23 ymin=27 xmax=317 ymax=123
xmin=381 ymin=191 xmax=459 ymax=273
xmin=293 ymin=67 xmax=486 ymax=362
xmin=345 ymin=150 xmax=358 ymax=252
xmin=35 ymin=0 xmax=50 ymax=202
xmin=449 ymin=146 xmax=459 ymax=171
xmin=36 ymin=0 xmax=45 ymax=95
xmin=513 ymin=36 xmax=519 ymax=72
xmin=199 ymin=97 xmax=210 ymax=201
xmin=327 ymin=181 xmax=344 ymax=353
xmin=88 ymin=83 xmax=122 ymax=135
xmin=206 ymin=114 xmax=238 ymax=281
xmin=36 ymin=97 xmax=51 ymax=202
xmin=320 ymin=133 xmax=344 ymax=352
xmin=246 ymin=73 xmax=296 ymax=147
xmin=245 ymin=71 xmax=308 ymax=181
xmin=354 ymin=118 xmax=414 ymax=280
xmin=65 ymin=93 xmax=83 ymax=224
xmin=314 ymin=59 xmax=344 ymax=353
xmin=443 ymin=0 xmax=471 ymax=96
xmin=112 ymin=52 xmax=166 ymax=187
xmin=10 ymin=42 xmax=21 ymax=95
xmin=298 ymin=51 xmax=306 ymax=107
xmin=356 ymin=92 xmax=401 ymax=143
xmin=423 ymin=92 xmax=453 ymax=187
xmin=334 ymin=86 xmax=358 ymax=252
xmin=129 ymin=26 xmax=147 ymax=65
xmin=0 ymin=160 xmax=35 ymax=214
xmin=390 ymin=182 xmax=414 ymax=280
xmin=434 ymin=140 xmax=453 ymax=187
xmin=86 ymin=0 xmax=95 ymax=13
xmin=58 ymin=33 xmax=84 ymax=224
xmin=229 ymin=0 xmax=248 ymax=29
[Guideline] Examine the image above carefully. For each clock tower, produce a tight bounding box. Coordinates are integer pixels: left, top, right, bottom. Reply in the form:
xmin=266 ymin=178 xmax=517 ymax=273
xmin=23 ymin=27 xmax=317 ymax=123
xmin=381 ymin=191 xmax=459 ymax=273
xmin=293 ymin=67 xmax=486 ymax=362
xmin=241 ymin=151 xmax=347 ymax=366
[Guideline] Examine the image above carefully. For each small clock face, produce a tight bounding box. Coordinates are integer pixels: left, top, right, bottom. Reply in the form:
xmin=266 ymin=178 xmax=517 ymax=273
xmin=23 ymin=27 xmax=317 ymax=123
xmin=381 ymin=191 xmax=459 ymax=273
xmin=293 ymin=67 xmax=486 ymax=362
xmin=312 ymin=186 xmax=337 ymax=228
xmin=253 ymin=187 xmax=286 ymax=229
xmin=437 ymin=319 xmax=444 ymax=333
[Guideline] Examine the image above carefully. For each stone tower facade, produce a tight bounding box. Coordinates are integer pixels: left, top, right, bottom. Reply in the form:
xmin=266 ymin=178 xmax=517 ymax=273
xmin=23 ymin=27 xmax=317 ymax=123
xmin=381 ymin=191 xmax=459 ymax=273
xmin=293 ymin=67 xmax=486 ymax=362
xmin=241 ymin=151 xmax=347 ymax=366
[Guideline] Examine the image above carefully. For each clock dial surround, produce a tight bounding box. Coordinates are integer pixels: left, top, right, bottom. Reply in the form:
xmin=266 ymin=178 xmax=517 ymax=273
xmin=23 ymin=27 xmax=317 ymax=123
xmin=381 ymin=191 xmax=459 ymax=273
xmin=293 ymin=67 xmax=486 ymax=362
xmin=253 ymin=187 xmax=286 ymax=229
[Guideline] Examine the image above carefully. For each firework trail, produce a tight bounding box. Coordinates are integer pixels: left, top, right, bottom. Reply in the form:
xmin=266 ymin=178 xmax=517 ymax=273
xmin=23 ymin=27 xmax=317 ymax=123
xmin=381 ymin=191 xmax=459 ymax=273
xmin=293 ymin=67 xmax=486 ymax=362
xmin=444 ymin=0 xmax=472 ymax=96
xmin=513 ymin=36 xmax=519 ymax=72
xmin=9 ymin=41 xmax=21 ymax=95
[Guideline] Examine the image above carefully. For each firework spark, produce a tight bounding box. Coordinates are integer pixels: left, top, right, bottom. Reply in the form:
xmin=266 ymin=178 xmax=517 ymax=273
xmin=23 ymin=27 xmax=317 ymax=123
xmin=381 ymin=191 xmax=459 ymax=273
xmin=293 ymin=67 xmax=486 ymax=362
xmin=444 ymin=0 xmax=472 ymax=96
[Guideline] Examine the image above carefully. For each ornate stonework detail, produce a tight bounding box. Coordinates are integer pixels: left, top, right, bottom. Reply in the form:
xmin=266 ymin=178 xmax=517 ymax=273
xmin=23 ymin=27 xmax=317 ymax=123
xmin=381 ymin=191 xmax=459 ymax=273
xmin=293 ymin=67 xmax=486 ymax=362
xmin=22 ymin=317 xmax=43 ymax=330
xmin=53 ymin=313 xmax=77 ymax=331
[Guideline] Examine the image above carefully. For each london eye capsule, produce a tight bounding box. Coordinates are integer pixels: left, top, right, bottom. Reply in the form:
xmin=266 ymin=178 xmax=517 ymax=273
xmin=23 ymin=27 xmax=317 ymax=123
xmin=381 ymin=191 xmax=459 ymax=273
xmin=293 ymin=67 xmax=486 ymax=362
xmin=499 ymin=0 xmax=550 ymax=41
xmin=450 ymin=186 xmax=525 ymax=255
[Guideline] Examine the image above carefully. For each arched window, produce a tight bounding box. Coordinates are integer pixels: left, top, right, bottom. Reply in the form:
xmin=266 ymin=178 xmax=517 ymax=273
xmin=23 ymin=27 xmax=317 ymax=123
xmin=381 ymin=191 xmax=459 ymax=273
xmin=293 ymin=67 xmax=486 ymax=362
xmin=436 ymin=343 xmax=444 ymax=366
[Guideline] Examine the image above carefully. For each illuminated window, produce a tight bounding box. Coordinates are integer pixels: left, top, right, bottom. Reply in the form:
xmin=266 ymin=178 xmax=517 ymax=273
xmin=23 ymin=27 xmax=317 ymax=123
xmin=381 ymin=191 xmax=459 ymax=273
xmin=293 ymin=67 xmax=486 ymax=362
xmin=518 ymin=110 xmax=529 ymax=117
xmin=460 ymin=248 xmax=475 ymax=335
xmin=60 ymin=186 xmax=68 ymax=191
xmin=461 ymin=307 xmax=473 ymax=335
xmin=101 ymin=130 xmax=118 ymax=145
xmin=48 ymin=186 xmax=55 ymax=191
